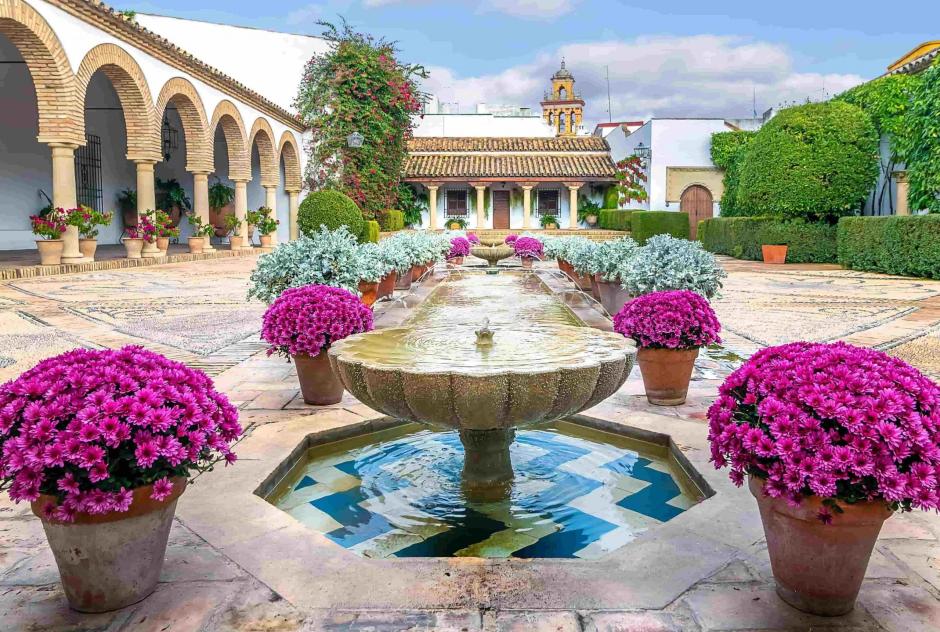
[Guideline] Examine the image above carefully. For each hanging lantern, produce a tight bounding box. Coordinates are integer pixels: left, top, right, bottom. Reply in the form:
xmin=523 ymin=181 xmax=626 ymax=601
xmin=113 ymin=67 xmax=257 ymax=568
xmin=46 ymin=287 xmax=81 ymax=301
xmin=346 ymin=131 xmax=364 ymax=149
xmin=162 ymin=113 xmax=179 ymax=161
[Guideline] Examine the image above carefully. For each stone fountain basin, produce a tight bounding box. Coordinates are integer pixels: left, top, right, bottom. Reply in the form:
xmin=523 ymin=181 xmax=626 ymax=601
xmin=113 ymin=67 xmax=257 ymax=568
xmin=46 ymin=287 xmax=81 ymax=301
xmin=329 ymin=325 xmax=637 ymax=431
xmin=470 ymin=244 xmax=515 ymax=267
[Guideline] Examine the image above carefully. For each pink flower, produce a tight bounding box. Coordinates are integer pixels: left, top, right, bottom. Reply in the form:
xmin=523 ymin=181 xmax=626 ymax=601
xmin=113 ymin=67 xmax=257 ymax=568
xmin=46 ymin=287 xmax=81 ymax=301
xmin=614 ymin=291 xmax=721 ymax=350
xmin=150 ymin=477 xmax=175 ymax=502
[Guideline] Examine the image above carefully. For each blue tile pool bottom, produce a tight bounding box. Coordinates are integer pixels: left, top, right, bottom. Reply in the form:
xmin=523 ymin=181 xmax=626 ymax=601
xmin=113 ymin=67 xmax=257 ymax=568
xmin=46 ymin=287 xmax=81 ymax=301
xmin=267 ymin=421 xmax=701 ymax=559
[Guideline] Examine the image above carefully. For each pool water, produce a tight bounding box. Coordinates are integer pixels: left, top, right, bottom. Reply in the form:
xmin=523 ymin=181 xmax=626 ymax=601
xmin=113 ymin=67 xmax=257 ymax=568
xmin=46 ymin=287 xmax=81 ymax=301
xmin=268 ymin=420 xmax=702 ymax=559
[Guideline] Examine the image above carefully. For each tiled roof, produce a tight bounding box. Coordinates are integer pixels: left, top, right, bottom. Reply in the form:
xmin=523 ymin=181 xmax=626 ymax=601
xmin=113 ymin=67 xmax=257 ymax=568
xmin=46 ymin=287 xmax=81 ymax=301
xmin=407 ymin=136 xmax=609 ymax=152
xmin=404 ymin=153 xmax=616 ymax=179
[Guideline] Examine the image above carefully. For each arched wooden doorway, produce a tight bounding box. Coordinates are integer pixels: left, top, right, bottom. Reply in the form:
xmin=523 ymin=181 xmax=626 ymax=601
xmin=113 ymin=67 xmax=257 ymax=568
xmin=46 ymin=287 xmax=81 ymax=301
xmin=680 ymin=185 xmax=713 ymax=240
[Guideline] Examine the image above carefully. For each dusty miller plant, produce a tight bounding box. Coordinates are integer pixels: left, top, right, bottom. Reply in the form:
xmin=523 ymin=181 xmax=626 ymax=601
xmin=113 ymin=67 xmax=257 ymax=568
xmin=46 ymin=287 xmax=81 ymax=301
xmin=592 ymin=237 xmax=639 ymax=281
xmin=618 ymin=235 xmax=726 ymax=298
xmin=355 ymin=242 xmax=392 ymax=283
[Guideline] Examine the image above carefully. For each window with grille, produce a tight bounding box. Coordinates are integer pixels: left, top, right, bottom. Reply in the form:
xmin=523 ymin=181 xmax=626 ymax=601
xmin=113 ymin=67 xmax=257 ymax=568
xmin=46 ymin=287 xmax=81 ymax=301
xmin=75 ymin=134 xmax=103 ymax=211
xmin=537 ymin=190 xmax=559 ymax=215
xmin=446 ymin=190 xmax=468 ymax=216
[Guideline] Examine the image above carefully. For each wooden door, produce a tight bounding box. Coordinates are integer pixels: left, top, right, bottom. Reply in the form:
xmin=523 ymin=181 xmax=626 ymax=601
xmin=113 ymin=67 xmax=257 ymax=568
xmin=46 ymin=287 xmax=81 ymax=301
xmin=680 ymin=185 xmax=713 ymax=239
xmin=493 ymin=191 xmax=510 ymax=229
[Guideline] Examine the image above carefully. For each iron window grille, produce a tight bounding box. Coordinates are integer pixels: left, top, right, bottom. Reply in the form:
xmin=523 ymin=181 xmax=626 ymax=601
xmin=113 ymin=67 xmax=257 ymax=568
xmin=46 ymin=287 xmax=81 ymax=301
xmin=75 ymin=134 xmax=102 ymax=212
xmin=537 ymin=190 xmax=559 ymax=216
xmin=446 ymin=190 xmax=468 ymax=217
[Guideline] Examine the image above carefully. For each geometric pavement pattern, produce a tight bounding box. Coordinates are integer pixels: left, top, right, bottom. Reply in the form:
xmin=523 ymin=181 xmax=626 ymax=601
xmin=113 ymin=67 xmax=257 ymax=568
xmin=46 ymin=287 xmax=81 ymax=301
xmin=272 ymin=424 xmax=697 ymax=559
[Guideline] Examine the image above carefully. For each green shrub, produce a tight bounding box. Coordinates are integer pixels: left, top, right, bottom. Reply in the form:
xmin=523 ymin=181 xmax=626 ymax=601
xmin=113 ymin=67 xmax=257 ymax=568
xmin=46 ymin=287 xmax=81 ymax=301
xmin=709 ymin=130 xmax=755 ymax=217
xmin=631 ymin=211 xmax=690 ymax=244
xmin=602 ymin=186 xmax=620 ymax=209
xmin=698 ymin=217 xmax=838 ymax=263
xmin=297 ymin=190 xmax=365 ymax=240
xmin=837 ymin=216 xmax=940 ymax=279
xmin=365 ymin=220 xmax=380 ymax=243
xmin=598 ymin=209 xmax=634 ymax=231
xmin=382 ymin=209 xmax=405 ymax=231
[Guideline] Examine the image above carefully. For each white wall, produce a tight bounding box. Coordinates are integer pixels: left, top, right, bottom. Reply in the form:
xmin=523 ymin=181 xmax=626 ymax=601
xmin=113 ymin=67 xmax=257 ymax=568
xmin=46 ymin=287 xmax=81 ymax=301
xmin=413 ymin=114 xmax=554 ymax=138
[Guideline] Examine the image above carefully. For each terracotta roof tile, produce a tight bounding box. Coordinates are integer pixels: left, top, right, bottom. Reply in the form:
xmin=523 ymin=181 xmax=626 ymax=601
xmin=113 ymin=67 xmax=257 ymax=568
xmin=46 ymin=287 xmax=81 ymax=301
xmin=404 ymin=153 xmax=616 ymax=179
xmin=407 ymin=136 xmax=609 ymax=152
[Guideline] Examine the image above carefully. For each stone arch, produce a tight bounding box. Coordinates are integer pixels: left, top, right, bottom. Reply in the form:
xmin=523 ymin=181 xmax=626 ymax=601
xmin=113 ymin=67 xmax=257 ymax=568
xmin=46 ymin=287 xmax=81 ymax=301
xmin=154 ymin=77 xmax=211 ymax=172
xmin=0 ymin=0 xmax=82 ymax=145
xmin=209 ymin=100 xmax=250 ymax=181
xmin=278 ymin=131 xmax=302 ymax=192
xmin=248 ymin=117 xmax=278 ymax=186
xmin=75 ymin=43 xmax=158 ymax=162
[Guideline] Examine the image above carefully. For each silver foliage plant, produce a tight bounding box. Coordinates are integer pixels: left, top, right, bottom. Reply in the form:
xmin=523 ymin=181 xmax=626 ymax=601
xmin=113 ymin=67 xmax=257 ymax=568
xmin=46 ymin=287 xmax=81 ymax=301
xmin=592 ymin=237 xmax=639 ymax=281
xmin=618 ymin=234 xmax=726 ymax=299
xmin=564 ymin=238 xmax=598 ymax=275
xmin=356 ymin=242 xmax=393 ymax=283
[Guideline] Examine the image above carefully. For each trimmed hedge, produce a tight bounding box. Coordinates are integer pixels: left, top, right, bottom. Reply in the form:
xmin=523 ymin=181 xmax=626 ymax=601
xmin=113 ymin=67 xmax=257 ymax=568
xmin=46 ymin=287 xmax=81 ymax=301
xmin=698 ymin=217 xmax=838 ymax=263
xmin=838 ymin=215 xmax=940 ymax=279
xmin=298 ymin=190 xmax=365 ymax=240
xmin=631 ymin=211 xmax=690 ymax=244
xmin=365 ymin=220 xmax=380 ymax=243
xmin=602 ymin=186 xmax=619 ymax=209
xmin=382 ymin=209 xmax=405 ymax=232
xmin=598 ymin=209 xmax=634 ymax=231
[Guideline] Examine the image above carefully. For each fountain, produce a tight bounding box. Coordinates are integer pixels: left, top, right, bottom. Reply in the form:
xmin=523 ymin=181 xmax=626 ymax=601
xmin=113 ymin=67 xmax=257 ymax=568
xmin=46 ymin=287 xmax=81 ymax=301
xmin=469 ymin=243 xmax=515 ymax=269
xmin=329 ymin=272 xmax=637 ymax=497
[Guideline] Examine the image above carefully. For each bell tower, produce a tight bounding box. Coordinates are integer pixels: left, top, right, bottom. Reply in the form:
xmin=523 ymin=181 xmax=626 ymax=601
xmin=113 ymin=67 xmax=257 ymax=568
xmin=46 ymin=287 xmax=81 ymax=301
xmin=540 ymin=59 xmax=585 ymax=137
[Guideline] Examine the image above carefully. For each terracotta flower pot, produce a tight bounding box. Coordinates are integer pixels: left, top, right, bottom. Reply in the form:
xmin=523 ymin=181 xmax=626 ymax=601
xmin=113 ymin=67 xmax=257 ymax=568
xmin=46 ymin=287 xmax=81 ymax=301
xmin=585 ymin=214 xmax=598 ymax=226
xmin=762 ymin=244 xmax=788 ymax=264
xmin=79 ymin=238 xmax=97 ymax=261
xmin=589 ymin=274 xmax=602 ymax=301
xmin=293 ymin=351 xmax=344 ymax=405
xmin=594 ymin=276 xmax=633 ymax=316
xmin=379 ymin=270 xmax=398 ymax=298
xmin=749 ymin=477 xmax=892 ymax=616
xmin=449 ymin=256 xmax=464 ymax=265
xmin=122 ymin=237 xmax=144 ymax=260
xmin=30 ymin=478 xmax=186 ymax=613
xmin=395 ymin=267 xmax=413 ymax=290
xmin=572 ymin=270 xmax=593 ymax=291
xmin=412 ymin=264 xmax=427 ymax=282
xmin=636 ymin=347 xmax=699 ymax=405
xmin=155 ymin=237 xmax=169 ymax=253
xmin=259 ymin=234 xmax=272 ymax=247
xmin=544 ymin=223 xmax=558 ymax=230
xmin=358 ymin=280 xmax=379 ymax=307
xmin=188 ymin=236 xmax=205 ymax=254
xmin=521 ymin=257 xmax=534 ymax=269
xmin=36 ymin=239 xmax=64 ymax=266
xmin=229 ymin=235 xmax=243 ymax=250
xmin=557 ymin=259 xmax=574 ymax=277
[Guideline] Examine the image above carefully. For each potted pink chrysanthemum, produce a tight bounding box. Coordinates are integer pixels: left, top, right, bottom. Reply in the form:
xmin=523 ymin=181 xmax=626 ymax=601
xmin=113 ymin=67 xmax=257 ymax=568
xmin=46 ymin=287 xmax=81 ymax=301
xmin=708 ymin=342 xmax=940 ymax=616
xmin=448 ymin=236 xmax=470 ymax=265
xmin=614 ymin=290 xmax=721 ymax=405
xmin=512 ymin=236 xmax=543 ymax=269
xmin=262 ymin=285 xmax=373 ymax=405
xmin=0 ymin=347 xmax=241 ymax=612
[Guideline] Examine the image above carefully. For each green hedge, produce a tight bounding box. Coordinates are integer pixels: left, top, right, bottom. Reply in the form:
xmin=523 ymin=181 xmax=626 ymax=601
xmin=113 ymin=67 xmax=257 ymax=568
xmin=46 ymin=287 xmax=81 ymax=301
xmin=631 ymin=211 xmax=690 ymax=244
xmin=298 ymin=190 xmax=365 ymax=240
xmin=598 ymin=209 xmax=634 ymax=231
xmin=838 ymin=216 xmax=940 ymax=279
xmin=382 ymin=209 xmax=405 ymax=232
xmin=365 ymin=220 xmax=380 ymax=243
xmin=602 ymin=186 xmax=620 ymax=209
xmin=698 ymin=217 xmax=838 ymax=263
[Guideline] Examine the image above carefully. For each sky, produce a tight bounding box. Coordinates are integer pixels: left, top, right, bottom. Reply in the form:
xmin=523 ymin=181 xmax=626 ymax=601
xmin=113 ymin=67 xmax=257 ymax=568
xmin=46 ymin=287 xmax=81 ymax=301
xmin=121 ymin=0 xmax=940 ymax=125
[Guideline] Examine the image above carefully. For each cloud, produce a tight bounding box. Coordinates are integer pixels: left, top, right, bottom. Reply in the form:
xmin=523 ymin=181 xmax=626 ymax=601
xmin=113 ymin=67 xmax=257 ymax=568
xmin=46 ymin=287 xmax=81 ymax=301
xmin=362 ymin=0 xmax=580 ymax=19
xmin=286 ymin=4 xmax=323 ymax=25
xmin=421 ymin=35 xmax=864 ymax=123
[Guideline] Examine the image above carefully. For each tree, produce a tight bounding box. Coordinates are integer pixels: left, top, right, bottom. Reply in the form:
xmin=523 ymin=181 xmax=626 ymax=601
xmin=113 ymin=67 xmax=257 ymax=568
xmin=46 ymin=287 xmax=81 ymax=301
xmin=294 ymin=21 xmax=426 ymax=220
xmin=896 ymin=63 xmax=940 ymax=213
xmin=736 ymin=101 xmax=879 ymax=222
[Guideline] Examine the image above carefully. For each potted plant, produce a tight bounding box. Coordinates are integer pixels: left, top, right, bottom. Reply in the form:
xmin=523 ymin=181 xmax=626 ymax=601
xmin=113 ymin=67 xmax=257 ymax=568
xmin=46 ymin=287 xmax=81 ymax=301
xmin=245 ymin=208 xmax=264 ymax=246
xmin=708 ymin=342 xmax=940 ymax=616
xmin=377 ymin=239 xmax=410 ymax=297
xmin=30 ymin=208 xmax=68 ymax=265
xmin=504 ymin=234 xmax=518 ymax=245
xmin=512 ymin=236 xmax=543 ymax=269
xmin=762 ymin=242 xmax=788 ymax=264
xmin=152 ymin=210 xmax=178 ymax=254
xmin=225 ymin=215 xmax=243 ymax=249
xmin=255 ymin=207 xmax=278 ymax=248
xmin=261 ymin=285 xmax=373 ymax=405
xmin=448 ymin=236 xmax=470 ymax=265
xmin=562 ymin=238 xmax=598 ymax=291
xmin=67 ymin=206 xmax=113 ymax=261
xmin=446 ymin=217 xmax=467 ymax=230
xmin=614 ymin=290 xmax=720 ymax=405
xmin=467 ymin=233 xmax=480 ymax=245
xmin=618 ymin=235 xmax=726 ymax=299
xmin=155 ymin=178 xmax=191 ymax=227
xmin=590 ymin=237 xmax=639 ymax=315
xmin=578 ymin=198 xmax=601 ymax=227
xmin=122 ymin=223 xmax=145 ymax=259
xmin=208 ymin=181 xmax=236 ymax=238
xmin=540 ymin=214 xmax=559 ymax=230
xmin=355 ymin=243 xmax=392 ymax=307
xmin=0 ymin=346 xmax=241 ymax=612
xmin=186 ymin=215 xmax=214 ymax=254
xmin=117 ymin=189 xmax=137 ymax=230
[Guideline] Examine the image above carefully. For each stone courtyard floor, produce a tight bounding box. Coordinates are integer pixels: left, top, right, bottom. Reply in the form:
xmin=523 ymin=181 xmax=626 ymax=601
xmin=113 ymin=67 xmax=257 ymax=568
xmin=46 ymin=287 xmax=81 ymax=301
xmin=1 ymin=255 xmax=940 ymax=631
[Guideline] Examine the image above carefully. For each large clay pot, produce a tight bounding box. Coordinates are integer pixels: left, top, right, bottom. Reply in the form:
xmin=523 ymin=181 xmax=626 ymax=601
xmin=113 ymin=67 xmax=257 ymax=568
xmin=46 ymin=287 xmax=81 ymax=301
xmin=155 ymin=237 xmax=169 ymax=254
xmin=259 ymin=234 xmax=273 ymax=248
xmin=572 ymin=270 xmax=593 ymax=291
xmin=395 ymin=267 xmax=413 ymax=290
xmin=79 ymin=238 xmax=97 ymax=261
xmin=411 ymin=264 xmax=427 ymax=282
xmin=122 ymin=237 xmax=144 ymax=260
xmin=762 ymin=245 xmax=788 ymax=264
xmin=293 ymin=351 xmax=344 ymax=405
xmin=229 ymin=235 xmax=244 ymax=250
xmin=557 ymin=259 xmax=574 ymax=277
xmin=36 ymin=239 xmax=64 ymax=266
xmin=594 ymin=276 xmax=633 ymax=317
xmin=378 ymin=270 xmax=398 ymax=299
xmin=636 ymin=347 xmax=699 ymax=405
xmin=31 ymin=478 xmax=186 ymax=613
xmin=749 ymin=477 xmax=892 ymax=616
xmin=589 ymin=274 xmax=602 ymax=301
xmin=358 ymin=280 xmax=379 ymax=307
xmin=188 ymin=237 xmax=205 ymax=254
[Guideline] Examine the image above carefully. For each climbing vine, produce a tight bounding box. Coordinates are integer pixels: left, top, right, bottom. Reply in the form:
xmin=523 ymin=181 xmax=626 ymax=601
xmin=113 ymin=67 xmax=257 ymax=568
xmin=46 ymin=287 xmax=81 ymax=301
xmin=896 ymin=63 xmax=940 ymax=213
xmin=613 ymin=156 xmax=648 ymax=206
xmin=294 ymin=21 xmax=426 ymax=219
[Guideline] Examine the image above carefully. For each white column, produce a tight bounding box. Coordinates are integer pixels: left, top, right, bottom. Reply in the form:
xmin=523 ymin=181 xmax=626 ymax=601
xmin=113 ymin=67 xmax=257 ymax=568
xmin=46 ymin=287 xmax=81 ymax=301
xmin=50 ymin=144 xmax=84 ymax=263
xmin=136 ymin=160 xmax=161 ymax=258
xmin=474 ymin=184 xmax=486 ymax=229
xmin=264 ymin=185 xmax=279 ymax=247
xmin=233 ymin=179 xmax=252 ymax=250
xmin=427 ymin=185 xmax=439 ymax=230
xmin=567 ymin=183 xmax=582 ymax=229
xmin=522 ymin=185 xmax=534 ymax=230
xmin=192 ymin=172 xmax=213 ymax=251
xmin=894 ymin=171 xmax=910 ymax=216
xmin=288 ymin=190 xmax=300 ymax=240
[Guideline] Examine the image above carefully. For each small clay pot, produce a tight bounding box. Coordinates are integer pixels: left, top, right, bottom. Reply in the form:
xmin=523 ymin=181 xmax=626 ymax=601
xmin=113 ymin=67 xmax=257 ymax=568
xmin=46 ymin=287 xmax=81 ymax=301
xmin=122 ymin=237 xmax=144 ymax=260
xmin=762 ymin=244 xmax=788 ymax=264
xmin=750 ymin=476 xmax=892 ymax=616
xmin=79 ymin=238 xmax=97 ymax=261
xmin=449 ymin=256 xmax=464 ymax=265
xmin=229 ymin=235 xmax=243 ymax=250
xmin=358 ymin=280 xmax=379 ymax=307
xmin=395 ymin=267 xmax=413 ymax=290
xmin=259 ymin=234 xmax=273 ymax=247
xmin=378 ymin=270 xmax=398 ymax=298
xmin=155 ymin=237 xmax=169 ymax=254
xmin=188 ymin=237 xmax=205 ymax=254
xmin=36 ymin=239 xmax=64 ymax=266
xmin=293 ymin=351 xmax=344 ymax=405
xmin=544 ymin=223 xmax=558 ymax=230
xmin=636 ymin=347 xmax=699 ymax=405
xmin=585 ymin=214 xmax=598 ymax=226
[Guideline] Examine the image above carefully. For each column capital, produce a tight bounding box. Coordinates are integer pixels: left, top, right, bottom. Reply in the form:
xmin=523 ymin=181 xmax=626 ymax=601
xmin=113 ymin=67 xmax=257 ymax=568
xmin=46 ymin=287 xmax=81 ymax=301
xmin=468 ymin=182 xmax=488 ymax=190
xmin=133 ymin=158 xmax=159 ymax=167
xmin=425 ymin=182 xmax=442 ymax=191
xmin=518 ymin=182 xmax=537 ymax=190
xmin=189 ymin=169 xmax=213 ymax=176
xmin=47 ymin=142 xmax=80 ymax=151
xmin=285 ymin=188 xmax=302 ymax=195
xmin=563 ymin=181 xmax=584 ymax=190
xmin=262 ymin=182 xmax=279 ymax=190
xmin=230 ymin=177 xmax=250 ymax=185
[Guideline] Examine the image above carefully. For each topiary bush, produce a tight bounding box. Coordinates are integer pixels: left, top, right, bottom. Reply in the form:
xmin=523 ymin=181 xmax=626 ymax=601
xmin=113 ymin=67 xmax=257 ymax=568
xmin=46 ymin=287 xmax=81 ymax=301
xmin=365 ymin=220 xmax=380 ymax=243
xmin=736 ymin=101 xmax=879 ymax=222
xmin=837 ymin=216 xmax=940 ymax=279
xmin=598 ymin=209 xmax=634 ymax=231
xmin=698 ymin=217 xmax=838 ymax=263
xmin=383 ymin=209 xmax=405 ymax=232
xmin=631 ymin=211 xmax=690 ymax=244
xmin=297 ymin=189 xmax=365 ymax=240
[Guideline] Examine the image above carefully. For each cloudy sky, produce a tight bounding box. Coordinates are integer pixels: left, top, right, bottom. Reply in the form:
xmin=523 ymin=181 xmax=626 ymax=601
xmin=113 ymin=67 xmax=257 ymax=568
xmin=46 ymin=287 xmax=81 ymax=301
xmin=123 ymin=0 xmax=939 ymax=125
